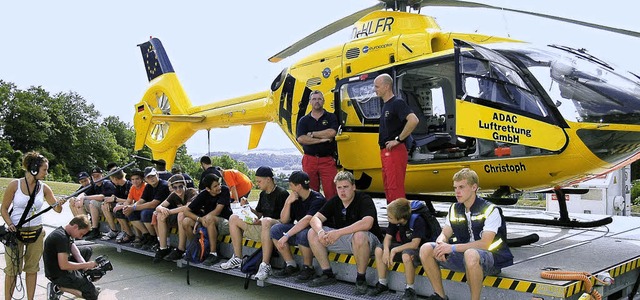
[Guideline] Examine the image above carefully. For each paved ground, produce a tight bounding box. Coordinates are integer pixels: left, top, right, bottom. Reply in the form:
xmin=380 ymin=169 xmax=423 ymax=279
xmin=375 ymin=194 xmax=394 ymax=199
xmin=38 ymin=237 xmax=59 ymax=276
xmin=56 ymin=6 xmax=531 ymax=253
xmin=0 ymin=202 xmax=331 ymax=300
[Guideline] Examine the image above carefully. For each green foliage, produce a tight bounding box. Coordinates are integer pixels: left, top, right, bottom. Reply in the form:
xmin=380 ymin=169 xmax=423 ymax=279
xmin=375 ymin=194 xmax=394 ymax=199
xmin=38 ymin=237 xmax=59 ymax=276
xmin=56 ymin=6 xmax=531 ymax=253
xmin=632 ymin=180 xmax=640 ymax=205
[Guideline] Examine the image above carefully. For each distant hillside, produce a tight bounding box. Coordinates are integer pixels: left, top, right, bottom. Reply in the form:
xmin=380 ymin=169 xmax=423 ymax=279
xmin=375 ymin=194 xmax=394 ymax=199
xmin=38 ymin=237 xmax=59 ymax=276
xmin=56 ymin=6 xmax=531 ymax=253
xmin=207 ymin=149 xmax=302 ymax=170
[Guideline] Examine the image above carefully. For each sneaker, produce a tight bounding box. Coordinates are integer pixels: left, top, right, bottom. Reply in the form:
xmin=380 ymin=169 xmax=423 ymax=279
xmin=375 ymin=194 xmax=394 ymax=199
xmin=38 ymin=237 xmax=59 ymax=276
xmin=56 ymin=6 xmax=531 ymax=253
xmin=115 ymin=231 xmax=126 ymax=241
xmin=163 ymin=249 xmax=185 ymax=262
xmin=295 ymin=265 xmax=316 ymax=282
xmin=140 ymin=236 xmax=158 ymax=251
xmin=131 ymin=237 xmax=145 ymax=248
xmin=355 ymin=280 xmax=368 ymax=295
xmin=83 ymin=229 xmax=101 ymax=240
xmin=47 ymin=282 xmax=63 ymax=300
xmin=272 ymin=265 xmax=299 ymax=278
xmin=117 ymin=233 xmax=134 ymax=244
xmin=308 ymin=274 xmax=337 ymax=287
xmin=254 ymin=262 xmax=271 ymax=281
xmin=426 ymin=293 xmax=448 ymax=300
xmin=101 ymin=230 xmax=119 ymax=240
xmin=202 ymin=253 xmax=220 ymax=266
xmin=153 ymin=248 xmax=171 ymax=263
xmin=403 ymin=288 xmax=418 ymax=300
xmin=368 ymin=282 xmax=389 ymax=296
xmin=220 ymin=256 xmax=242 ymax=270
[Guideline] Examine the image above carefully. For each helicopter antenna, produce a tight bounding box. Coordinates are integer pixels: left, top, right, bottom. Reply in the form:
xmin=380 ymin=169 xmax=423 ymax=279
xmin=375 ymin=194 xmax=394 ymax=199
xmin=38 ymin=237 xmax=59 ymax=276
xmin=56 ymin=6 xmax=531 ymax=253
xmin=207 ymin=129 xmax=211 ymax=157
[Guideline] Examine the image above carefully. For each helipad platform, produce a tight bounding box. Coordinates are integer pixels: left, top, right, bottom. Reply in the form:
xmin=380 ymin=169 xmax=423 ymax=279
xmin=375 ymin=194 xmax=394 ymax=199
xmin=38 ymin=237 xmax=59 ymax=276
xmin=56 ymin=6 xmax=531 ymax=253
xmin=95 ymin=203 xmax=640 ymax=300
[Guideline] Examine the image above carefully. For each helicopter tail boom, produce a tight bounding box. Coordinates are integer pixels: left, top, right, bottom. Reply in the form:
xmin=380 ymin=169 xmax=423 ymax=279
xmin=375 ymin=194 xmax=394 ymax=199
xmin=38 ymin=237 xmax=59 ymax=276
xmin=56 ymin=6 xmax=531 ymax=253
xmin=134 ymin=38 xmax=278 ymax=166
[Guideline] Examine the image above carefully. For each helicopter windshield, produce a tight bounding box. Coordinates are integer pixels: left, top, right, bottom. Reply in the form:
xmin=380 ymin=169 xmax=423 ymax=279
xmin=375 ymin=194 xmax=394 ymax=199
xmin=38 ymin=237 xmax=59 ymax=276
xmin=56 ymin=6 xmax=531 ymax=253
xmin=496 ymin=44 xmax=640 ymax=124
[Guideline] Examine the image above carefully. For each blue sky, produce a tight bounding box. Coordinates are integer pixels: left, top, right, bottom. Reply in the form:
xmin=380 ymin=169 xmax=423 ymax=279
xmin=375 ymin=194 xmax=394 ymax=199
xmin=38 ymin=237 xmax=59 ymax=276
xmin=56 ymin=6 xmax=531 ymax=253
xmin=1 ymin=1 xmax=638 ymax=154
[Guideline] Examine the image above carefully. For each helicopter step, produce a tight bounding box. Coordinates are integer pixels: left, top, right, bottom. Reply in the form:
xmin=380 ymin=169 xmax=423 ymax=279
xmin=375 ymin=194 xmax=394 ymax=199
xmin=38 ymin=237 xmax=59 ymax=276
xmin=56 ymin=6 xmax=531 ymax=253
xmin=93 ymin=202 xmax=640 ymax=300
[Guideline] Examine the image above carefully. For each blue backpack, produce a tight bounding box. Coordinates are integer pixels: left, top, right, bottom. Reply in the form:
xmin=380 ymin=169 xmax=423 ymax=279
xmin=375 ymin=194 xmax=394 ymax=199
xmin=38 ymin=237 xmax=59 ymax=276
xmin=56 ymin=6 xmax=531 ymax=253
xmin=185 ymin=226 xmax=210 ymax=263
xmin=185 ymin=225 xmax=210 ymax=285
xmin=240 ymin=247 xmax=263 ymax=289
xmin=409 ymin=200 xmax=442 ymax=242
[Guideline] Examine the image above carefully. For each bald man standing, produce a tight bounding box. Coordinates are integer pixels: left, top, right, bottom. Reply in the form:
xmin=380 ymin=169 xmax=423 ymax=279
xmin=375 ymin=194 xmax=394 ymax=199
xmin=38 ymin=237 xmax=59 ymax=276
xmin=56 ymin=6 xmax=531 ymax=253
xmin=374 ymin=74 xmax=419 ymax=204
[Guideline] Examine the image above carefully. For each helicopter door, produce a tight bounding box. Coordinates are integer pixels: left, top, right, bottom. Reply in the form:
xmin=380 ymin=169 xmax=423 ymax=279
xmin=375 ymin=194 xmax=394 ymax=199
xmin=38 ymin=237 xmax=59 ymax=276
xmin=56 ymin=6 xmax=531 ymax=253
xmin=454 ymin=39 xmax=567 ymax=152
xmin=334 ymin=71 xmax=386 ymax=171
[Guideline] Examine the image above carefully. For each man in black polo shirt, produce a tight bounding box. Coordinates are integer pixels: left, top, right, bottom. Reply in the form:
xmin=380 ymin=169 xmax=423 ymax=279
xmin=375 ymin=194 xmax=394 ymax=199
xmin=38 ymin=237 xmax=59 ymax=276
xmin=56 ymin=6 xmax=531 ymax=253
xmin=375 ymin=73 xmax=419 ymax=204
xmin=43 ymin=215 xmax=99 ymax=300
xmin=296 ymin=90 xmax=339 ymax=200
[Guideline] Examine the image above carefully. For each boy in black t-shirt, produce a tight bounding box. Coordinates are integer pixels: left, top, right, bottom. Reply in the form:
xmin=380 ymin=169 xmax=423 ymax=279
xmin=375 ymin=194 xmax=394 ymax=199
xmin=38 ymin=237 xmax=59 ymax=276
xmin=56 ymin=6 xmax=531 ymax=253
xmin=270 ymin=171 xmax=325 ymax=282
xmin=369 ymin=198 xmax=428 ymax=299
xmin=153 ymin=174 xmax=199 ymax=263
xmin=221 ymin=166 xmax=289 ymax=281
xmin=182 ymin=173 xmax=232 ymax=266
xmin=308 ymin=171 xmax=382 ymax=295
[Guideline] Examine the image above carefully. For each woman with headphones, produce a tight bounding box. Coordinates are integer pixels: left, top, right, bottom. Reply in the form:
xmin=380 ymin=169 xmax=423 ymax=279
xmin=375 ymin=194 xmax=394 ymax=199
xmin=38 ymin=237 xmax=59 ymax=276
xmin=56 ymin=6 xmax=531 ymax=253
xmin=1 ymin=151 xmax=65 ymax=300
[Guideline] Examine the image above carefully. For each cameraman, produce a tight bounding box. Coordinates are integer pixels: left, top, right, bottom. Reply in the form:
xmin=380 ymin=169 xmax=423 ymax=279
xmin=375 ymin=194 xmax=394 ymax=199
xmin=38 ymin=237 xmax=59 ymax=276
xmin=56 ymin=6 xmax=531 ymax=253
xmin=43 ymin=215 xmax=99 ymax=300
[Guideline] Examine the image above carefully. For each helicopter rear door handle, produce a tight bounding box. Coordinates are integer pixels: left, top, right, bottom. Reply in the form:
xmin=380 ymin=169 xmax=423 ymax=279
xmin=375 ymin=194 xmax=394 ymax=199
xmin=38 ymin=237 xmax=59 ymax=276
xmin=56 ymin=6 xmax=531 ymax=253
xmin=335 ymin=135 xmax=350 ymax=141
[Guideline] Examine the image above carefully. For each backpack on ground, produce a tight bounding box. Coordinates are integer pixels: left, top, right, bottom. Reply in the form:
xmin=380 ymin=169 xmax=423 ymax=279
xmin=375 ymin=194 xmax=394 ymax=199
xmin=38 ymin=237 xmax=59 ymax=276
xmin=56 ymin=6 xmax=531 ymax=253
xmin=409 ymin=200 xmax=442 ymax=242
xmin=240 ymin=247 xmax=263 ymax=289
xmin=185 ymin=225 xmax=210 ymax=285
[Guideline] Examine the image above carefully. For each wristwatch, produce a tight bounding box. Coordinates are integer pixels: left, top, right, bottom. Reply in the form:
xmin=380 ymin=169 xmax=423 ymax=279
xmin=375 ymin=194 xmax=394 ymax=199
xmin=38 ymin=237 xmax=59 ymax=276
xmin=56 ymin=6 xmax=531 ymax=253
xmin=395 ymin=136 xmax=404 ymax=143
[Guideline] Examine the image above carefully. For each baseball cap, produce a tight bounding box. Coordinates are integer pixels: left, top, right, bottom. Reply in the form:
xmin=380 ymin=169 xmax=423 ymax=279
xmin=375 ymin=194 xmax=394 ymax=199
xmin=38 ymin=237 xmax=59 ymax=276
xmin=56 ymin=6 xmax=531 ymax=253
xmin=144 ymin=167 xmax=157 ymax=177
xmin=77 ymin=172 xmax=90 ymax=181
xmin=168 ymin=174 xmax=186 ymax=185
xmin=91 ymin=167 xmax=103 ymax=174
xmin=289 ymin=171 xmax=310 ymax=185
xmin=255 ymin=166 xmax=274 ymax=178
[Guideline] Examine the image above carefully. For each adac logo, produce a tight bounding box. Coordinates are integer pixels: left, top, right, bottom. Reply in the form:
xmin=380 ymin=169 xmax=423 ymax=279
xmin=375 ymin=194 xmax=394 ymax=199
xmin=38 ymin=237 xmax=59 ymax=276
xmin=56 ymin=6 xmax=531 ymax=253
xmin=322 ymin=120 xmax=329 ymax=126
xmin=362 ymin=46 xmax=369 ymax=54
xmin=322 ymin=67 xmax=331 ymax=79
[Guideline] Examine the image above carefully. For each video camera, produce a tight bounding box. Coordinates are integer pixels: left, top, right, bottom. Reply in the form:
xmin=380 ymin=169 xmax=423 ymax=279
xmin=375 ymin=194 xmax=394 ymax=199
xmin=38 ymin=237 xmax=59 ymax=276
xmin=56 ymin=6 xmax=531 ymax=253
xmin=83 ymin=255 xmax=113 ymax=282
xmin=0 ymin=225 xmax=17 ymax=248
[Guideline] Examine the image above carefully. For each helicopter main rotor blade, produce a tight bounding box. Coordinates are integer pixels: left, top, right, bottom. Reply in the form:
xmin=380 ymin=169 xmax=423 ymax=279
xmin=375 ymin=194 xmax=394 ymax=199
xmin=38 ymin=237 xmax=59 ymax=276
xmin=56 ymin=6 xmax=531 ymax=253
xmin=268 ymin=2 xmax=385 ymax=63
xmin=421 ymin=0 xmax=640 ymax=38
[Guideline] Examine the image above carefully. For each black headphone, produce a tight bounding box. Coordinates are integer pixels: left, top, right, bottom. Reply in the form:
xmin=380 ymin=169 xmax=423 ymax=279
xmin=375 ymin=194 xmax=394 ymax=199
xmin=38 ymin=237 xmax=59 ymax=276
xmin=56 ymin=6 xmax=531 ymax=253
xmin=29 ymin=155 xmax=44 ymax=176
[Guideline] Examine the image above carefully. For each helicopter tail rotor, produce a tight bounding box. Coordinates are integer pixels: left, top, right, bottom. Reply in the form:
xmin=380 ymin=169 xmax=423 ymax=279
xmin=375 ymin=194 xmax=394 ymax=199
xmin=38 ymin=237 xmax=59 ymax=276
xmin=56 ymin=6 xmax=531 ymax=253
xmin=134 ymin=38 xmax=203 ymax=166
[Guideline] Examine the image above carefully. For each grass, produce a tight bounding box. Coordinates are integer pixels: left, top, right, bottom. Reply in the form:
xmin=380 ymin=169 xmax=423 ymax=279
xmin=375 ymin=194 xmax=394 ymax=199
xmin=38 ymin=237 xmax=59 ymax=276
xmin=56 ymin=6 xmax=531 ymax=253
xmin=0 ymin=177 xmax=80 ymax=198
xmin=1 ymin=177 xmax=262 ymax=201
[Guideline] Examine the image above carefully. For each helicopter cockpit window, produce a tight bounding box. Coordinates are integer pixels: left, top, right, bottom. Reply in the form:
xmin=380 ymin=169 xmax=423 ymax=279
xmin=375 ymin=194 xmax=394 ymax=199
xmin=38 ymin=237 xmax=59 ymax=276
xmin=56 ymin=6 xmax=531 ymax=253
xmin=458 ymin=44 xmax=549 ymax=119
xmin=340 ymin=79 xmax=382 ymax=121
xmin=501 ymin=45 xmax=640 ymax=125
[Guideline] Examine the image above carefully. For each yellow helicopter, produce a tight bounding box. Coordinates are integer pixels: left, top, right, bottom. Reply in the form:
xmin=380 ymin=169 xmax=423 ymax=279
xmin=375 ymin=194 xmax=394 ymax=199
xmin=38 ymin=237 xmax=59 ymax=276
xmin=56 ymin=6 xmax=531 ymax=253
xmin=133 ymin=0 xmax=640 ymax=227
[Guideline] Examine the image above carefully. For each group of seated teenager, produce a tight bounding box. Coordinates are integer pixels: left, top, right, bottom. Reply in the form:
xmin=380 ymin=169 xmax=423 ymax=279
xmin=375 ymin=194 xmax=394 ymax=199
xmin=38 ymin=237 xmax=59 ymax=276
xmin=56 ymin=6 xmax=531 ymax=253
xmin=224 ymin=168 xmax=512 ymax=300
xmin=75 ymin=161 xmax=512 ymax=300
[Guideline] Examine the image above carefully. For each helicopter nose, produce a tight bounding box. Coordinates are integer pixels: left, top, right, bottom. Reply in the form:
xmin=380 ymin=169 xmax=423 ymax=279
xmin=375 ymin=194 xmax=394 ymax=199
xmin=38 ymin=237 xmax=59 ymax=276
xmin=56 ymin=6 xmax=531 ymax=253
xmin=577 ymin=128 xmax=640 ymax=164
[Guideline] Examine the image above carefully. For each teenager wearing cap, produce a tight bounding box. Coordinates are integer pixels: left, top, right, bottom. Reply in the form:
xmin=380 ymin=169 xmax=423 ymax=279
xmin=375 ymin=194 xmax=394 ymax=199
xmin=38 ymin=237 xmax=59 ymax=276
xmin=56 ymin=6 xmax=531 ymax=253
xmin=77 ymin=167 xmax=116 ymax=240
xmin=170 ymin=164 xmax=195 ymax=189
xmin=122 ymin=167 xmax=170 ymax=251
xmin=69 ymin=172 xmax=91 ymax=217
xmin=102 ymin=166 xmax=132 ymax=242
xmin=153 ymin=174 xmax=198 ymax=263
xmin=221 ymin=166 xmax=289 ymax=280
xmin=270 ymin=171 xmax=326 ymax=282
